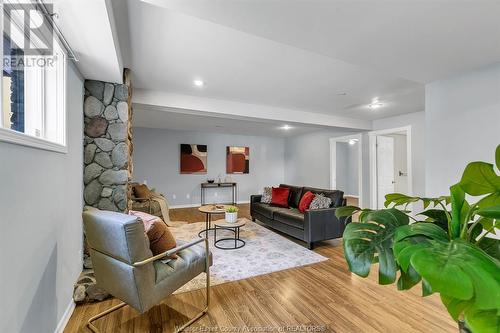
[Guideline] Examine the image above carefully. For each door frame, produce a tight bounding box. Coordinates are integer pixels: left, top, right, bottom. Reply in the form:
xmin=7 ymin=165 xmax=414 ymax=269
xmin=329 ymin=133 xmax=363 ymax=208
xmin=368 ymin=126 xmax=412 ymax=209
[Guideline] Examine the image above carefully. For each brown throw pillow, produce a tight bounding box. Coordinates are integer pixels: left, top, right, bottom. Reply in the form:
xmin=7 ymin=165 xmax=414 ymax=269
xmin=146 ymin=220 xmax=178 ymax=259
xmin=134 ymin=184 xmax=152 ymax=200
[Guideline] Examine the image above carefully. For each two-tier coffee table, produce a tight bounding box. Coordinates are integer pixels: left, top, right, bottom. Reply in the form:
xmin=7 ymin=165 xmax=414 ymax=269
xmin=213 ymin=218 xmax=247 ymax=250
xmin=197 ymin=204 xmax=229 ymax=238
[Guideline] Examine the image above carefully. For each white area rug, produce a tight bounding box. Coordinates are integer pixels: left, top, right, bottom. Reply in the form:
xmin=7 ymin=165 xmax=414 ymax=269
xmin=171 ymin=220 xmax=328 ymax=294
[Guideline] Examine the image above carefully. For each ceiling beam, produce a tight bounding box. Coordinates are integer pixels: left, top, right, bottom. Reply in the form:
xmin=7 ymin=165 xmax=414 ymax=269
xmin=133 ymin=89 xmax=372 ymax=131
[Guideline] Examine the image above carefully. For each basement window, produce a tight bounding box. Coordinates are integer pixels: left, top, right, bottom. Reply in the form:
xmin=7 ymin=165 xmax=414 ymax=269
xmin=0 ymin=2 xmax=67 ymax=152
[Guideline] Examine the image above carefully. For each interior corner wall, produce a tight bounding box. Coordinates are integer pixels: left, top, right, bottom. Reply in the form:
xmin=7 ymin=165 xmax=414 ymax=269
xmin=0 ymin=63 xmax=84 ymax=333
xmin=284 ymin=130 xmax=355 ymax=189
xmin=132 ymin=128 xmax=285 ymax=207
xmin=425 ymin=63 xmax=500 ymax=197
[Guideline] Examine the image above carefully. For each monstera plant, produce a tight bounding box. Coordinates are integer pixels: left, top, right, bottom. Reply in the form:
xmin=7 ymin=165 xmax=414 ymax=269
xmin=336 ymin=145 xmax=500 ymax=333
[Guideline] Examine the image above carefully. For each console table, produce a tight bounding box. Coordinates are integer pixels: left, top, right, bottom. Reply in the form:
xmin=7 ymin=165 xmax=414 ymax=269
xmin=200 ymin=182 xmax=237 ymax=206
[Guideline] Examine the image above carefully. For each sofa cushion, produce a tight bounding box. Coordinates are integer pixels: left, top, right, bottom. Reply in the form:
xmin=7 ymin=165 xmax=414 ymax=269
xmin=298 ymin=191 xmax=315 ymax=213
xmin=261 ymin=186 xmax=272 ymax=204
xmin=252 ymin=202 xmax=284 ymax=219
xmin=309 ymin=193 xmax=332 ymax=210
xmin=279 ymin=184 xmax=304 ymax=208
xmin=302 ymin=187 xmax=344 ymax=207
xmin=274 ymin=208 xmax=305 ymax=230
xmin=271 ymin=187 xmax=290 ymax=207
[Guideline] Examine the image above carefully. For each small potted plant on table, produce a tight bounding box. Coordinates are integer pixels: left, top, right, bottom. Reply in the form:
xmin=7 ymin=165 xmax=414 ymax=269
xmin=225 ymin=206 xmax=239 ymax=223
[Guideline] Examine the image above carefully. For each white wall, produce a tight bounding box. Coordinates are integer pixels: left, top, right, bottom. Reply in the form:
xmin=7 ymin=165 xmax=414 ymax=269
xmin=335 ymin=141 xmax=359 ymax=196
xmin=0 ymin=63 xmax=84 ymax=332
xmin=335 ymin=142 xmax=348 ymax=192
xmin=373 ymin=111 xmax=426 ymax=199
xmin=426 ymin=63 xmax=500 ymax=197
xmin=284 ymin=130 xmax=354 ymax=189
xmin=133 ymin=128 xmax=285 ymax=207
xmin=346 ymin=142 xmax=359 ymax=196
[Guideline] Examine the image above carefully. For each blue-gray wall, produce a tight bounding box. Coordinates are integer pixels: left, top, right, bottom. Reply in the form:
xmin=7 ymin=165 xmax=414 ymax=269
xmin=132 ymin=128 xmax=285 ymax=206
xmin=0 ymin=63 xmax=84 ymax=332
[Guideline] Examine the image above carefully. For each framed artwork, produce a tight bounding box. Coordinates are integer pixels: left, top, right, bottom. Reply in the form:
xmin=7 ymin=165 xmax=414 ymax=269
xmin=180 ymin=144 xmax=207 ymax=174
xmin=226 ymin=146 xmax=249 ymax=174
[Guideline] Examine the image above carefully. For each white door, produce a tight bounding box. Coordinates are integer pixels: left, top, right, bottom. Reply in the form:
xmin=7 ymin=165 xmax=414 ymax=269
xmin=376 ymin=135 xmax=395 ymax=209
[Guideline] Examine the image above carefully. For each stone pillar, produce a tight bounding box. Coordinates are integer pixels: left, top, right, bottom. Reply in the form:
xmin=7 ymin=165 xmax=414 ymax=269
xmin=83 ymin=79 xmax=131 ymax=212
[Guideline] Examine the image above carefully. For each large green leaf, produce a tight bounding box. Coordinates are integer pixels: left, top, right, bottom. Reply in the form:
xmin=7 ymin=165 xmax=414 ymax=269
xmin=342 ymin=209 xmax=409 ymax=284
xmin=496 ymin=144 xmax=500 ymax=171
xmin=335 ymin=205 xmax=361 ymax=218
xmin=460 ymin=162 xmax=500 ymax=196
xmin=384 ymin=193 xmax=420 ymax=208
xmin=409 ymin=239 xmax=500 ymax=310
xmin=397 ymin=265 xmax=421 ymax=291
xmin=477 ymin=193 xmax=500 ymax=209
xmin=418 ymin=209 xmax=450 ymax=232
xmin=465 ymin=306 xmax=500 ymax=333
xmin=441 ymin=294 xmax=472 ymax=321
xmin=450 ymin=184 xmax=468 ymax=239
xmin=395 ymin=222 xmax=449 ymax=243
xmin=477 ymin=205 xmax=500 ymax=220
xmin=477 ymin=237 xmax=500 ymax=261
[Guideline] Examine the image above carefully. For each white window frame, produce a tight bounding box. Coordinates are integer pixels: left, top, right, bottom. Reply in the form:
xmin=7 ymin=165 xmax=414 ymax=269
xmin=0 ymin=1 xmax=68 ymax=153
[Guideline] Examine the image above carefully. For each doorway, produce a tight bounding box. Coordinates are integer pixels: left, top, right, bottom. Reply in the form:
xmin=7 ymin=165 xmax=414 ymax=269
xmin=369 ymin=127 xmax=412 ymax=209
xmin=329 ymin=134 xmax=363 ymax=208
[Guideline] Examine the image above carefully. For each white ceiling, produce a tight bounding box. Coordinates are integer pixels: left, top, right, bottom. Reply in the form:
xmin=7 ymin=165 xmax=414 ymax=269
xmin=60 ymin=1 xmax=500 ymax=132
xmin=140 ymin=0 xmax=500 ymax=83
xmin=121 ymin=0 xmax=427 ymax=123
xmin=133 ymin=108 xmax=352 ymax=137
xmin=53 ymin=0 xmax=123 ymax=83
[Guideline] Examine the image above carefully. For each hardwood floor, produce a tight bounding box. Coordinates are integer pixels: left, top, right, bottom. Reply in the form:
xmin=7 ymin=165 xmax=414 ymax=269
xmin=65 ymin=204 xmax=456 ymax=332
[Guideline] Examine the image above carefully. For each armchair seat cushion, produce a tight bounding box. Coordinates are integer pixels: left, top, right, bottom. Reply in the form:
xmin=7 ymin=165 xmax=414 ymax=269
xmin=274 ymin=208 xmax=304 ymax=230
xmin=153 ymin=240 xmax=211 ymax=284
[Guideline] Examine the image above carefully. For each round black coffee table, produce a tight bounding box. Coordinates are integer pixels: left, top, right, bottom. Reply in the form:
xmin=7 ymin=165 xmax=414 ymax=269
xmin=213 ymin=219 xmax=247 ymax=250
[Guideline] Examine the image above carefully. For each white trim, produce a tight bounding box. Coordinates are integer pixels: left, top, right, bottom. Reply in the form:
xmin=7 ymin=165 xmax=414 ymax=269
xmin=0 ymin=127 xmax=68 ymax=153
xmin=368 ymin=126 xmax=413 ymax=209
xmin=329 ymin=133 xmax=363 ymax=208
xmin=54 ymin=300 xmax=75 ymax=333
xmin=170 ymin=200 xmax=250 ymax=209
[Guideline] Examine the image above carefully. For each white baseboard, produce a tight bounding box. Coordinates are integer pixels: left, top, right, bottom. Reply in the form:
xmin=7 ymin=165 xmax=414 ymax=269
xmin=170 ymin=200 xmax=250 ymax=209
xmin=54 ymin=300 xmax=75 ymax=333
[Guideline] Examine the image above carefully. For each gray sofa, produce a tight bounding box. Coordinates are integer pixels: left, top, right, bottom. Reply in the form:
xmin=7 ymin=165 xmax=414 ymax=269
xmin=250 ymin=184 xmax=350 ymax=249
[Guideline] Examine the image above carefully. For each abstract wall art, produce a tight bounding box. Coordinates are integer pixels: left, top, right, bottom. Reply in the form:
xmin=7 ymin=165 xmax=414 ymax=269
xmin=180 ymin=144 xmax=207 ymax=174
xmin=226 ymin=146 xmax=249 ymax=174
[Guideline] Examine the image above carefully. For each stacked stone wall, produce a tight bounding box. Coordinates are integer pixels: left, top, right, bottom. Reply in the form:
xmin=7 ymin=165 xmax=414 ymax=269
xmin=83 ymin=80 xmax=131 ymax=212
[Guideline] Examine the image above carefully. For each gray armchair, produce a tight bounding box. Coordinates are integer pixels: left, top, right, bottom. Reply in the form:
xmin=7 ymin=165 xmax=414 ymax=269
xmin=83 ymin=209 xmax=212 ymax=332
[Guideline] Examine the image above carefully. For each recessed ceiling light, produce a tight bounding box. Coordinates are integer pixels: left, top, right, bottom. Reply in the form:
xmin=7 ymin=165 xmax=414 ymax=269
xmin=280 ymin=124 xmax=292 ymax=130
xmin=368 ymin=101 xmax=384 ymax=109
xmin=348 ymin=139 xmax=359 ymax=145
xmin=193 ymin=79 xmax=204 ymax=87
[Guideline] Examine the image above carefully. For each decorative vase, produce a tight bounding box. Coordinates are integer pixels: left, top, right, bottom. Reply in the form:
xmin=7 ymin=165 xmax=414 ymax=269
xmin=225 ymin=211 xmax=238 ymax=223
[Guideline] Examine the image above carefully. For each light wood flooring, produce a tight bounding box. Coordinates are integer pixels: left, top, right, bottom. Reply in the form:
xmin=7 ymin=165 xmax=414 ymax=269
xmin=65 ymin=203 xmax=456 ymax=332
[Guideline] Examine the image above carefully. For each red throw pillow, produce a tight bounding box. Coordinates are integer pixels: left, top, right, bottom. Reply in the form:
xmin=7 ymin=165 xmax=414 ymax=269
xmin=298 ymin=191 xmax=315 ymax=213
xmin=271 ymin=187 xmax=290 ymax=208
